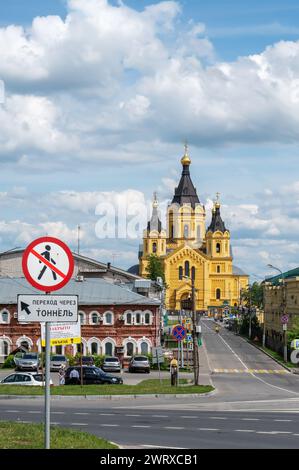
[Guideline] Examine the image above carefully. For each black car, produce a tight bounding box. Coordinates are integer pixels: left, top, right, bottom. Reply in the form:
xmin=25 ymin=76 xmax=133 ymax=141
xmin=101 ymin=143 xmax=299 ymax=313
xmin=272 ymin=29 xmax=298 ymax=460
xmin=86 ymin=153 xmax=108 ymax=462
xmin=76 ymin=356 xmax=94 ymax=366
xmin=64 ymin=366 xmax=123 ymax=385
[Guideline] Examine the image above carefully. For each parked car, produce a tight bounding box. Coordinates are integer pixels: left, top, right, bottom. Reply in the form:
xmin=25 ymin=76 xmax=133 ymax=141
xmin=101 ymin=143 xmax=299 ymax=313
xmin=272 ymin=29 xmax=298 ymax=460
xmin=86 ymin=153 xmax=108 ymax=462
xmin=102 ymin=357 xmax=121 ymax=373
xmin=50 ymin=355 xmax=68 ymax=372
xmin=128 ymin=355 xmax=150 ymax=373
xmin=64 ymin=366 xmax=123 ymax=385
xmin=14 ymin=353 xmax=40 ymax=372
xmin=0 ymin=372 xmax=53 ymax=386
xmin=76 ymin=356 xmax=94 ymax=366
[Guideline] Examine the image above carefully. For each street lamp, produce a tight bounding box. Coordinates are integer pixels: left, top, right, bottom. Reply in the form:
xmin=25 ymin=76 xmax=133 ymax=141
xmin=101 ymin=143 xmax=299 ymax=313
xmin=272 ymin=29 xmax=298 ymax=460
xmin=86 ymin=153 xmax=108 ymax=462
xmin=182 ymin=275 xmax=200 ymax=385
xmin=267 ymin=264 xmax=287 ymax=362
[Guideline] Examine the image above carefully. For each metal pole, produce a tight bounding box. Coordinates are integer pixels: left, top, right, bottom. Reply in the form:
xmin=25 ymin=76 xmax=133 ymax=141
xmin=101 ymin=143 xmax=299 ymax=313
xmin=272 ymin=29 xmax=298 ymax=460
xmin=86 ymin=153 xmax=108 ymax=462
xmin=44 ymin=321 xmax=50 ymax=449
xmin=192 ymin=279 xmax=199 ymax=385
xmin=248 ymin=286 xmax=252 ymax=340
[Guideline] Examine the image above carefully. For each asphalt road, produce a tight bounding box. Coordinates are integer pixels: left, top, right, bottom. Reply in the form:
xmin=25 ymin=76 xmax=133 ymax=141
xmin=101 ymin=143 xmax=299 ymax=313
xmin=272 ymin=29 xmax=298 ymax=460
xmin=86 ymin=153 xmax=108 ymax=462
xmin=1 ymin=318 xmax=299 ymax=449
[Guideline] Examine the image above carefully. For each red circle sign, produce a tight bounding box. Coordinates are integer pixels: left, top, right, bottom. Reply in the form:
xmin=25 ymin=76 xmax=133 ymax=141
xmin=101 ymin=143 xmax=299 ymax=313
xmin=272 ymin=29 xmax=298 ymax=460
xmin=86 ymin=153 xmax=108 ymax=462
xmin=22 ymin=237 xmax=74 ymax=292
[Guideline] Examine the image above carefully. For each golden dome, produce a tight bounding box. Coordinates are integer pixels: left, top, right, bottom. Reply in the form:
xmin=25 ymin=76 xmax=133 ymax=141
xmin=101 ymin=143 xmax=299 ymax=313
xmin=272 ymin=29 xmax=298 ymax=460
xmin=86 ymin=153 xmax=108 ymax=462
xmin=181 ymin=143 xmax=191 ymax=166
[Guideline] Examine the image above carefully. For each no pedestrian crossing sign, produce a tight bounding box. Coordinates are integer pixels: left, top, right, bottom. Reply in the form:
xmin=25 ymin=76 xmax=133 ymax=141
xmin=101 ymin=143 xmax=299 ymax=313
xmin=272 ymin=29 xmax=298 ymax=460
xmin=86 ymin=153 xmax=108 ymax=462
xmin=22 ymin=236 xmax=74 ymax=292
xmin=172 ymin=324 xmax=186 ymax=342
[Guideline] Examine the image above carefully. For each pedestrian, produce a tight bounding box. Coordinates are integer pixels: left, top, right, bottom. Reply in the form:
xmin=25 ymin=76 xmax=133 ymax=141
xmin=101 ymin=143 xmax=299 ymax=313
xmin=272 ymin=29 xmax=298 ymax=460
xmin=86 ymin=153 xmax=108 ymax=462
xmin=69 ymin=367 xmax=80 ymax=385
xmin=58 ymin=364 xmax=66 ymax=385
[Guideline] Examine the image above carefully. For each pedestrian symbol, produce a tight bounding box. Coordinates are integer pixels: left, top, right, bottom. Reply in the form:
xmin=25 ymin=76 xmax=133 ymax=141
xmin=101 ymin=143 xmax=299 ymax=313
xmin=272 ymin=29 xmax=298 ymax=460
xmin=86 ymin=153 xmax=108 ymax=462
xmin=22 ymin=237 xmax=74 ymax=292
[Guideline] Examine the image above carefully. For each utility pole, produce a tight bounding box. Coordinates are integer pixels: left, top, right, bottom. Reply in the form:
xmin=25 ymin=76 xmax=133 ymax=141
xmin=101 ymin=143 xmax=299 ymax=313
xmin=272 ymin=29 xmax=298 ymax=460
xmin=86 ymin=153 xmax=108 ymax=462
xmin=248 ymin=285 xmax=252 ymax=340
xmin=191 ymin=277 xmax=199 ymax=385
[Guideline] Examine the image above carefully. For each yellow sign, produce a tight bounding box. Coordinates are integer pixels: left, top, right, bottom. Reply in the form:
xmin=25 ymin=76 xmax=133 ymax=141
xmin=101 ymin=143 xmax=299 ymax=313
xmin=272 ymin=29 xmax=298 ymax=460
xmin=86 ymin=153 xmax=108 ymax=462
xmin=41 ymin=336 xmax=81 ymax=347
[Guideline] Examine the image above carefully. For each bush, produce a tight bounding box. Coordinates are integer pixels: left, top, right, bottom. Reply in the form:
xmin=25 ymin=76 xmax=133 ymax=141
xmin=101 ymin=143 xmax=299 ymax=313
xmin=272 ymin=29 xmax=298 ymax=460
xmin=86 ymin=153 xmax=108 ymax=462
xmin=93 ymin=355 xmax=105 ymax=368
xmin=147 ymin=353 xmax=170 ymax=371
xmin=1 ymin=355 xmax=16 ymax=369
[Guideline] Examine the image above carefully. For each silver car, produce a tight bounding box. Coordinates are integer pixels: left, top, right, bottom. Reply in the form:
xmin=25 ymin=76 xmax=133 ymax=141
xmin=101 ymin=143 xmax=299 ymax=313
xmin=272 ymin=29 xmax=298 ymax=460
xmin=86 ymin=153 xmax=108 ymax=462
xmin=50 ymin=354 xmax=68 ymax=372
xmin=102 ymin=357 xmax=121 ymax=373
xmin=128 ymin=355 xmax=150 ymax=373
xmin=0 ymin=372 xmax=53 ymax=386
xmin=14 ymin=353 xmax=39 ymax=372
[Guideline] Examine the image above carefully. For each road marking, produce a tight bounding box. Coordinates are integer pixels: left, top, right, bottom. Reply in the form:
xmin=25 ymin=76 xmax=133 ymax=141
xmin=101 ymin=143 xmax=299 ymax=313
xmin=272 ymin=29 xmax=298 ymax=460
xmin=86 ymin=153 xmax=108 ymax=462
xmin=27 ymin=411 xmax=41 ymax=414
xmin=180 ymin=416 xmax=197 ymax=419
xmin=235 ymin=430 xmax=255 ymax=433
xmin=164 ymin=427 xmax=185 ymax=430
xmin=271 ymin=431 xmax=292 ymax=434
xmin=51 ymin=422 xmax=61 ymax=425
xmin=100 ymin=424 xmax=119 ymax=427
xmin=274 ymin=419 xmax=292 ymax=422
xmin=125 ymin=414 xmax=141 ymax=417
xmin=5 ymin=410 xmax=19 ymax=413
xmin=210 ymin=417 xmax=227 ymax=420
xmin=74 ymin=412 xmax=89 ymax=415
xmin=256 ymin=431 xmax=275 ymax=434
xmin=132 ymin=425 xmax=151 ymax=428
xmin=99 ymin=413 xmax=115 ymax=416
xmin=151 ymin=415 xmax=168 ymax=418
xmin=212 ymin=369 xmax=288 ymax=374
xmin=70 ymin=423 xmax=88 ymax=426
xmin=198 ymin=428 xmax=219 ymax=431
xmin=52 ymin=411 xmax=65 ymax=414
xmin=242 ymin=418 xmax=260 ymax=421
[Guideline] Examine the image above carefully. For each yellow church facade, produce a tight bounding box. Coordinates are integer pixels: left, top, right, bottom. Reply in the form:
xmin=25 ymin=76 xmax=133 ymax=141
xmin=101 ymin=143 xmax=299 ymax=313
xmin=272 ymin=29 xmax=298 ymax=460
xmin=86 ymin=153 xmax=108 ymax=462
xmin=139 ymin=148 xmax=249 ymax=313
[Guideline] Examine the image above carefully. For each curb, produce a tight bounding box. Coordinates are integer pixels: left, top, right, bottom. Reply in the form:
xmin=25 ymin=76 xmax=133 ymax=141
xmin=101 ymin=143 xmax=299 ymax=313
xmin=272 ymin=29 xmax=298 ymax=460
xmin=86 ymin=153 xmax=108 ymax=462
xmin=0 ymin=390 xmax=215 ymax=401
xmin=245 ymin=339 xmax=298 ymax=373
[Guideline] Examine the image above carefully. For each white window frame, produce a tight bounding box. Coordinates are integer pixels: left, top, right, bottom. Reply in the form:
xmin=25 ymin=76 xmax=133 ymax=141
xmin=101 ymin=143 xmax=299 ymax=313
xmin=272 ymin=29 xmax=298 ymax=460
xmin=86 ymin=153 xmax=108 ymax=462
xmin=103 ymin=311 xmax=114 ymax=325
xmin=0 ymin=309 xmax=10 ymax=324
xmin=90 ymin=311 xmax=101 ymax=325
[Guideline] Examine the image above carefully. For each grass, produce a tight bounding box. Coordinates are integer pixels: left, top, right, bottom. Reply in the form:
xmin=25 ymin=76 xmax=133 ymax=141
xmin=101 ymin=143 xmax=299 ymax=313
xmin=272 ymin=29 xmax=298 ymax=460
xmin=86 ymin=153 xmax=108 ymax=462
xmin=260 ymin=346 xmax=298 ymax=369
xmin=0 ymin=379 xmax=213 ymax=396
xmin=0 ymin=421 xmax=118 ymax=449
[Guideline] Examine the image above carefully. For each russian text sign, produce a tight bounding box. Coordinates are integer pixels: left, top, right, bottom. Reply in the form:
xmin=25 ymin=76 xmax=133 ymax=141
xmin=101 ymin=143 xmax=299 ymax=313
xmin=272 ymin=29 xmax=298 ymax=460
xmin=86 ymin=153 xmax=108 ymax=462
xmin=17 ymin=295 xmax=78 ymax=323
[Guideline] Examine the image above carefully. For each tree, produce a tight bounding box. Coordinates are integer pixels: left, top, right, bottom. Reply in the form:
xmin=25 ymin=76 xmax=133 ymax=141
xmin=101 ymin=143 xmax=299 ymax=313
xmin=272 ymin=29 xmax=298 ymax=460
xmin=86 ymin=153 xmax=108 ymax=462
xmin=145 ymin=254 xmax=165 ymax=283
xmin=287 ymin=317 xmax=299 ymax=347
xmin=241 ymin=282 xmax=264 ymax=309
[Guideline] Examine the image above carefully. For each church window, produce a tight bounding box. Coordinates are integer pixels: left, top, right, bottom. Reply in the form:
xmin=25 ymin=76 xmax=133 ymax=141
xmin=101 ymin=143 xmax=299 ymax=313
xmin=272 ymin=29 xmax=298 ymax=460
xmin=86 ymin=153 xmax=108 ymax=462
xmin=184 ymin=225 xmax=189 ymax=238
xmin=185 ymin=261 xmax=190 ymax=278
xmin=191 ymin=267 xmax=196 ymax=281
xmin=197 ymin=226 xmax=201 ymax=240
xmin=153 ymin=242 xmax=157 ymax=253
xmin=216 ymin=288 xmax=221 ymax=300
xmin=179 ymin=266 xmax=183 ymax=280
xmin=216 ymin=243 xmax=221 ymax=253
xmin=217 ymin=265 xmax=220 ymax=273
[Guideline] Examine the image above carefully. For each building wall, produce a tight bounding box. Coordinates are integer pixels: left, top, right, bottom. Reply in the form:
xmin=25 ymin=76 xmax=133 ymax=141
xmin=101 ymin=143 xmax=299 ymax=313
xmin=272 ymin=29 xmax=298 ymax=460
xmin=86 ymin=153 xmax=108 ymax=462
xmin=264 ymin=277 xmax=299 ymax=352
xmin=0 ymin=304 xmax=160 ymax=363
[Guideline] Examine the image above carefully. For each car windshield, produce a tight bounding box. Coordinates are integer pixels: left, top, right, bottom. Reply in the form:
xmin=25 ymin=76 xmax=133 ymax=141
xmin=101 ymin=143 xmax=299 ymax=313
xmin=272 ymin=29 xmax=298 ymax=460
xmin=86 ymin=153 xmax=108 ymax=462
xmin=105 ymin=358 xmax=118 ymax=362
xmin=94 ymin=367 xmax=105 ymax=375
xmin=22 ymin=354 xmax=37 ymax=360
xmin=51 ymin=356 xmax=66 ymax=361
xmin=134 ymin=356 xmax=148 ymax=361
xmin=32 ymin=374 xmax=44 ymax=382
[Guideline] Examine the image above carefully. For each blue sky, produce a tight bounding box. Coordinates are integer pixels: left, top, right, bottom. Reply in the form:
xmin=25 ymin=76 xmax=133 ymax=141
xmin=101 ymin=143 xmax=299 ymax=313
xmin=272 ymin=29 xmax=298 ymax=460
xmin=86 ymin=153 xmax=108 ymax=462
xmin=0 ymin=0 xmax=299 ymax=278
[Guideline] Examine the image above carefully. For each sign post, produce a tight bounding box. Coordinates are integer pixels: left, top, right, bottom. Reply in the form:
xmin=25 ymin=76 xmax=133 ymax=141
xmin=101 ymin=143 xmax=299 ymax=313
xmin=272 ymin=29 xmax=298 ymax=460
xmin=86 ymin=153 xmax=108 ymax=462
xmin=22 ymin=237 xmax=74 ymax=450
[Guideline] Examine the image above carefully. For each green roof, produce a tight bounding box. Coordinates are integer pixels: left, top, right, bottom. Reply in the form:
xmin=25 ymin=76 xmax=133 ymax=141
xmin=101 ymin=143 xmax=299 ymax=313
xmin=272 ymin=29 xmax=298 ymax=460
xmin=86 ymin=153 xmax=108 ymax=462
xmin=265 ymin=267 xmax=299 ymax=286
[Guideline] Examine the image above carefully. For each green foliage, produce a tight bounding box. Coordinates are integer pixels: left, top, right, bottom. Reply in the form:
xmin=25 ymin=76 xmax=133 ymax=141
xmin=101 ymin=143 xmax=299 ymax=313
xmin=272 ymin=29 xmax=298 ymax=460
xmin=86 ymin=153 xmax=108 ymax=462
xmin=146 ymin=352 xmax=170 ymax=371
xmin=241 ymin=282 xmax=264 ymax=309
xmin=239 ymin=315 xmax=262 ymax=339
xmin=287 ymin=317 xmax=299 ymax=346
xmin=1 ymin=355 xmax=16 ymax=369
xmin=65 ymin=354 xmax=76 ymax=366
xmin=93 ymin=355 xmax=105 ymax=368
xmin=145 ymin=254 xmax=165 ymax=283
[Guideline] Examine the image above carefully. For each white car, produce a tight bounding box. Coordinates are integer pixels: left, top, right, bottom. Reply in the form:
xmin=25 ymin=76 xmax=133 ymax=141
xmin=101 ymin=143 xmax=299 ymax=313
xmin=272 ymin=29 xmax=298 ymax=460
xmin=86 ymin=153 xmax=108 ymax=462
xmin=0 ymin=372 xmax=53 ymax=386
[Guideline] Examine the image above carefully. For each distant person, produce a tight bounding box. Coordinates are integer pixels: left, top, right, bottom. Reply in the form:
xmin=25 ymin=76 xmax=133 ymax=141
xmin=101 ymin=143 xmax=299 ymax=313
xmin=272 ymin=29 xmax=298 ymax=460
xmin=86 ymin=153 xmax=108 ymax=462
xmin=69 ymin=368 xmax=80 ymax=385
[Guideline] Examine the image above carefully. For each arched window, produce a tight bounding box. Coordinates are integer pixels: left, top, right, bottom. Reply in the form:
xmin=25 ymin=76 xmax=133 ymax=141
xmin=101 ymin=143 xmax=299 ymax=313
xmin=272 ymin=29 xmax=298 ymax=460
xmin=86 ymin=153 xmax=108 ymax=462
xmin=104 ymin=312 xmax=113 ymax=325
xmin=135 ymin=312 xmax=141 ymax=325
xmin=79 ymin=312 xmax=86 ymax=325
xmin=126 ymin=312 xmax=132 ymax=325
xmin=91 ymin=342 xmax=99 ymax=355
xmin=191 ymin=266 xmax=196 ymax=281
xmin=217 ymin=265 xmax=221 ymax=273
xmin=184 ymin=225 xmax=189 ymax=238
xmin=216 ymin=243 xmax=221 ymax=253
xmin=126 ymin=342 xmax=134 ymax=357
xmin=185 ymin=261 xmax=190 ymax=278
xmin=216 ymin=288 xmax=221 ymax=300
xmin=1 ymin=339 xmax=10 ymax=360
xmin=179 ymin=266 xmax=183 ymax=280
xmin=91 ymin=312 xmax=99 ymax=324
xmin=153 ymin=242 xmax=157 ymax=254
xmin=144 ymin=312 xmax=151 ymax=325
xmin=105 ymin=342 xmax=113 ymax=356
xmin=20 ymin=341 xmax=30 ymax=352
xmin=141 ymin=342 xmax=149 ymax=354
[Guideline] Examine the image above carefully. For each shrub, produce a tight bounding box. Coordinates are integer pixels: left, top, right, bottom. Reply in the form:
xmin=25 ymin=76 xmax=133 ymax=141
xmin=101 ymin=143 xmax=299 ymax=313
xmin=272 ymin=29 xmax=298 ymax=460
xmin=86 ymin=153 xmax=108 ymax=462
xmin=1 ymin=355 xmax=16 ymax=369
xmin=93 ymin=355 xmax=105 ymax=368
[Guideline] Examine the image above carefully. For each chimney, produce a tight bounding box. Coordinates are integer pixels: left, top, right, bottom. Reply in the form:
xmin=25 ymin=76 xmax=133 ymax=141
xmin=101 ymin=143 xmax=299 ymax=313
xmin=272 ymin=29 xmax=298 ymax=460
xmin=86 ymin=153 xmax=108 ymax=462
xmin=107 ymin=262 xmax=111 ymax=270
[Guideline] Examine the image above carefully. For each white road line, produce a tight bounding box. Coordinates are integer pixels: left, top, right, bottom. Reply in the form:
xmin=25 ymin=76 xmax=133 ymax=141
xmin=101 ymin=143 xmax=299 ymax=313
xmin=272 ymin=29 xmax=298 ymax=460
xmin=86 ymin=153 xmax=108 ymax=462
xmin=74 ymin=412 xmax=89 ymax=415
xmin=256 ymin=431 xmax=275 ymax=434
xmin=180 ymin=416 xmax=197 ymax=419
xmin=164 ymin=427 xmax=185 ymax=430
xmin=242 ymin=418 xmax=260 ymax=421
xmin=99 ymin=413 xmax=115 ymax=416
xmin=198 ymin=428 xmax=219 ymax=431
xmin=271 ymin=431 xmax=292 ymax=434
xmin=27 ymin=411 xmax=41 ymax=414
xmin=100 ymin=424 xmax=119 ymax=427
xmin=210 ymin=417 xmax=227 ymax=420
xmin=274 ymin=419 xmax=292 ymax=422
xmin=142 ymin=445 xmax=187 ymax=449
xmin=151 ymin=415 xmax=168 ymax=418
xmin=5 ymin=410 xmax=19 ymax=413
xmin=125 ymin=414 xmax=141 ymax=417
xmin=132 ymin=425 xmax=151 ymax=428
xmin=51 ymin=422 xmax=61 ymax=425
xmin=52 ymin=412 xmax=65 ymax=414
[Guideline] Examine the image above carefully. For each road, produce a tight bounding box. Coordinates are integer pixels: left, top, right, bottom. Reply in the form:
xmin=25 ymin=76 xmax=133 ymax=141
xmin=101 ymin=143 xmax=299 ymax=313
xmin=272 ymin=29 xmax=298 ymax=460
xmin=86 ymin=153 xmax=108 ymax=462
xmin=1 ymin=318 xmax=299 ymax=449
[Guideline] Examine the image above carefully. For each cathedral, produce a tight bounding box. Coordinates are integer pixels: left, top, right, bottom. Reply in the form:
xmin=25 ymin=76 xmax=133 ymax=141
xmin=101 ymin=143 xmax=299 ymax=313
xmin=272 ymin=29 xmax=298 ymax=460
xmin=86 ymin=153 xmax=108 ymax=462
xmin=138 ymin=147 xmax=248 ymax=313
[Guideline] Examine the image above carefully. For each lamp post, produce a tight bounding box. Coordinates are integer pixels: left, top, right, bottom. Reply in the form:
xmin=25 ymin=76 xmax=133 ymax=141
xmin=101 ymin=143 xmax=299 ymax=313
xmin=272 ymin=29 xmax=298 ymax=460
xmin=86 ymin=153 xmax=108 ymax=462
xmin=267 ymin=264 xmax=287 ymax=362
xmin=182 ymin=275 xmax=199 ymax=385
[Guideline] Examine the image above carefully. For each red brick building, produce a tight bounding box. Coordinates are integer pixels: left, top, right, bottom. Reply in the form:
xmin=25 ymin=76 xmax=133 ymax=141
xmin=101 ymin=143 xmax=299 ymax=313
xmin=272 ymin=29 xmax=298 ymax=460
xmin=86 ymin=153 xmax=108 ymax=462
xmin=0 ymin=277 xmax=161 ymax=364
